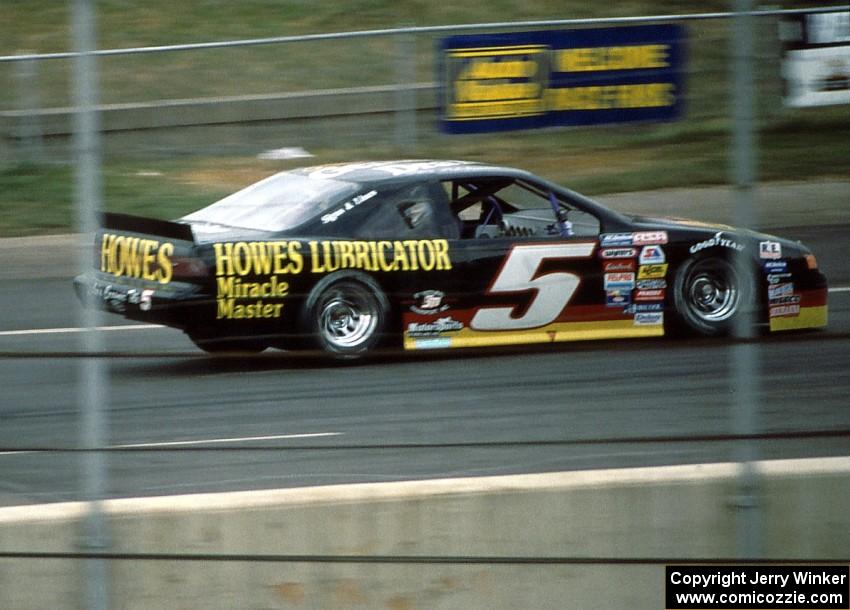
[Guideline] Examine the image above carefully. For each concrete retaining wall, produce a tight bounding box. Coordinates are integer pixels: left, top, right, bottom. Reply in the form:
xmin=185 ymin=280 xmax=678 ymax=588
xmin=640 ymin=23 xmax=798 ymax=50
xmin=0 ymin=457 xmax=847 ymax=609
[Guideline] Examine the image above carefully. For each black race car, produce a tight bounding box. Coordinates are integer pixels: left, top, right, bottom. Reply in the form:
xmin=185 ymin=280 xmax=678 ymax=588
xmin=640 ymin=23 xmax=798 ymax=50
xmin=74 ymin=160 xmax=828 ymax=357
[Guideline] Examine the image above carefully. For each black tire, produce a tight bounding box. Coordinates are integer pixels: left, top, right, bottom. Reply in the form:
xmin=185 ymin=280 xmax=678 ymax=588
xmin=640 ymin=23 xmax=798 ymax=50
xmin=298 ymin=272 xmax=389 ymax=358
xmin=672 ymin=255 xmax=754 ymax=336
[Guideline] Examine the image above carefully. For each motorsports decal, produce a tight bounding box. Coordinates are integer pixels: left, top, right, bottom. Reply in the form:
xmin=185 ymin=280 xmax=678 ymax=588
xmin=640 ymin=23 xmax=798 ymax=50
xmin=439 ymin=24 xmax=685 ymax=133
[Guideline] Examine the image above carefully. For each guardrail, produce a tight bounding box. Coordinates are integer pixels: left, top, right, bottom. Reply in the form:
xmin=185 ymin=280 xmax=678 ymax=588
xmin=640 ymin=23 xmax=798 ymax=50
xmin=0 ymin=6 xmax=844 ymax=162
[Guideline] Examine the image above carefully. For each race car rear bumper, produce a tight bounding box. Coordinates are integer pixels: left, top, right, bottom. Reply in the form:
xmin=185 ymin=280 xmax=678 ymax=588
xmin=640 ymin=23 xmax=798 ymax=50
xmin=73 ymin=272 xmax=207 ymax=328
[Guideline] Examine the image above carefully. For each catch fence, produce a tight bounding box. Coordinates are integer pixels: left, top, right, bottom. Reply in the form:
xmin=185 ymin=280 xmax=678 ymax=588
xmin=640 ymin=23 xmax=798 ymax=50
xmin=0 ymin=6 xmax=847 ymax=609
xmin=0 ymin=6 xmax=842 ymax=162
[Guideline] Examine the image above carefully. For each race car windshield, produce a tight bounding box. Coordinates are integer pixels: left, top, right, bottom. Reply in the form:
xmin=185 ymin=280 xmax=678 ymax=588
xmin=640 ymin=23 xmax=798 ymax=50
xmin=182 ymin=172 xmax=359 ymax=232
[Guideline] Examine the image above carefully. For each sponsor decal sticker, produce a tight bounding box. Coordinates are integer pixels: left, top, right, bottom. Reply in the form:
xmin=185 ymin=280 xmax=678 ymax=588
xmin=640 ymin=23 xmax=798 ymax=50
xmin=637 ymin=279 xmax=667 ymax=290
xmin=767 ymin=273 xmax=793 ymax=284
xmin=637 ymin=263 xmax=668 ymax=279
xmin=688 ymin=231 xmax=745 ymax=254
xmin=600 ymin=233 xmax=634 ymax=247
xmin=604 ymin=272 xmax=636 ymax=290
xmin=214 ymin=239 xmax=452 ymax=277
xmin=634 ymin=303 xmax=663 ymax=312
xmin=759 ymin=240 xmax=782 ymax=259
xmin=413 ymin=337 xmax=452 ymax=349
xmin=411 ymin=289 xmax=449 ymax=315
xmin=768 ymin=283 xmax=794 ymax=299
xmin=638 ymin=245 xmax=666 ymax=264
xmin=101 ymin=284 xmax=127 ymax=313
xmin=635 ymin=289 xmax=665 ymax=301
xmin=306 ymin=239 xmax=452 ymax=274
xmin=600 ymin=247 xmax=637 ymax=259
xmin=100 ymin=233 xmax=175 ymax=284
xmin=407 ymin=316 xmax=464 ymax=337
xmin=769 ymin=304 xmax=800 ymax=318
xmin=634 ymin=312 xmax=664 ymax=325
xmin=632 ymin=231 xmax=668 ymax=245
xmin=603 ymin=260 xmax=636 ymax=273
xmin=763 ymin=260 xmax=788 ymax=273
xmin=606 ymin=290 xmax=632 ymax=308
xmin=320 ymin=190 xmax=378 ymax=224
xmin=770 ymin=295 xmax=801 ymax=306
xmin=212 ymin=239 xmax=453 ymax=321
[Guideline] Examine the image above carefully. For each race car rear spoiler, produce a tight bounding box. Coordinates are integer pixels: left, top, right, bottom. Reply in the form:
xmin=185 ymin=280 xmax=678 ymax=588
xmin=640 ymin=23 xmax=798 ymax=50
xmin=99 ymin=212 xmax=195 ymax=242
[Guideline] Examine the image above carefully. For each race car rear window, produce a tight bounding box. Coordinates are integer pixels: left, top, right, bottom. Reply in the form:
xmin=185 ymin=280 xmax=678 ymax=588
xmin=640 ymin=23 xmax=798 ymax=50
xmin=182 ymin=172 xmax=359 ymax=232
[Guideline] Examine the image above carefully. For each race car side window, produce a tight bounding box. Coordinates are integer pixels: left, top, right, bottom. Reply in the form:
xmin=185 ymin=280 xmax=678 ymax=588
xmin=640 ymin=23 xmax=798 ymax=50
xmin=355 ymin=183 xmax=458 ymax=240
xmin=444 ymin=178 xmax=600 ymax=239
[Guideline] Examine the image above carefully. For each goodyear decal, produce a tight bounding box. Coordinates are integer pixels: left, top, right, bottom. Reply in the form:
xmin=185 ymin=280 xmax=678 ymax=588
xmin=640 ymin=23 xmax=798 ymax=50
xmin=100 ymin=233 xmax=174 ymax=284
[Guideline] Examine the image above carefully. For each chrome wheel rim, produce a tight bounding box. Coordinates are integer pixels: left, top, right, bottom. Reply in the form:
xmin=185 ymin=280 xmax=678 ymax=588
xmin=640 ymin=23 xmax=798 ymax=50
xmin=684 ymin=261 xmax=740 ymax=323
xmin=318 ymin=285 xmax=378 ymax=349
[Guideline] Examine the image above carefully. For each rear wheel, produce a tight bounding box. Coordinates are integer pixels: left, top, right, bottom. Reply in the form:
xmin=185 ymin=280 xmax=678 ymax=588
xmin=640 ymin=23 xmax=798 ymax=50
xmin=672 ymin=256 xmax=753 ymax=336
xmin=300 ymin=273 xmax=389 ymax=358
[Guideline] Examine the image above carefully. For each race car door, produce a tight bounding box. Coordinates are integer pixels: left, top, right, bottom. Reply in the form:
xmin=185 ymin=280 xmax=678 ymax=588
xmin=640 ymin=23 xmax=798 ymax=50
xmin=402 ymin=175 xmax=656 ymax=350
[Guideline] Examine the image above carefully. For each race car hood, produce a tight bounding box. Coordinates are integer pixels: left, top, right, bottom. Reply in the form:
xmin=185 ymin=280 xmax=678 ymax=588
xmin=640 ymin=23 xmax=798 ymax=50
xmin=627 ymin=215 xmax=809 ymax=256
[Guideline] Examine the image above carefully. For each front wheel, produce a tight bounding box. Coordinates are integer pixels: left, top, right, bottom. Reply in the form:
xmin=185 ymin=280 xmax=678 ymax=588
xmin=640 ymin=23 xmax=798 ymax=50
xmin=299 ymin=273 xmax=389 ymax=358
xmin=672 ymin=256 xmax=754 ymax=336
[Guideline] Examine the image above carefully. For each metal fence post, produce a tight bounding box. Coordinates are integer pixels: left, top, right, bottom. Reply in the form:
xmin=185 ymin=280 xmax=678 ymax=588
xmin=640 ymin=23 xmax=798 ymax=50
xmin=71 ymin=0 xmax=110 ymax=608
xmin=394 ymin=31 xmax=417 ymax=151
xmin=730 ymin=0 xmax=762 ymax=560
xmin=756 ymin=5 xmax=783 ymax=119
xmin=13 ymin=52 xmax=43 ymax=164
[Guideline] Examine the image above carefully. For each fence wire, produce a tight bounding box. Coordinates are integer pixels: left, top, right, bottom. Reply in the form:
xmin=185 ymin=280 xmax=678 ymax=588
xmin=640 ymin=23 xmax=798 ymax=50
xmin=0 ymin=7 xmax=847 ymax=607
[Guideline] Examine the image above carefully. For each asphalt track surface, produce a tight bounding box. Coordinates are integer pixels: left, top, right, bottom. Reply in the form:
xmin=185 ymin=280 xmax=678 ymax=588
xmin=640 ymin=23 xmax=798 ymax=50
xmin=0 ymin=224 xmax=848 ymax=508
